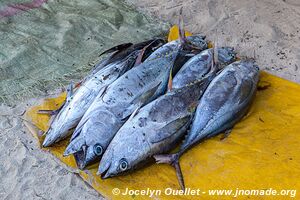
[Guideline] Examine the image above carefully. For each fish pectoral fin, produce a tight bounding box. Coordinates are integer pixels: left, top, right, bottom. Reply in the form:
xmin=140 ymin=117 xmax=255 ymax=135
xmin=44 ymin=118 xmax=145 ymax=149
xmin=134 ymin=39 xmax=164 ymax=67
xmin=128 ymin=104 xmax=142 ymax=121
xmin=135 ymin=81 xmax=162 ymax=105
xmin=38 ymin=101 xmax=66 ymax=116
xmin=167 ymin=68 xmax=173 ymax=93
xmin=37 ymin=109 xmax=59 ymax=116
xmin=74 ymin=79 xmax=84 ymax=89
xmin=122 ymin=82 xmax=162 ymax=120
xmin=120 ymin=104 xmax=137 ymax=121
xmin=150 ymin=116 xmax=190 ymax=144
xmin=99 ymin=43 xmax=133 ymax=57
xmin=187 ymin=101 xmax=199 ymax=114
xmin=99 ymin=85 xmax=109 ymax=100
xmin=121 ymin=82 xmax=162 ymax=120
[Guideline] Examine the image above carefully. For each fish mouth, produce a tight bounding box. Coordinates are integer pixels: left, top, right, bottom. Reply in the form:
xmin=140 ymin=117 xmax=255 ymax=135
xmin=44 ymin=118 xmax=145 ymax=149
xmin=98 ymin=160 xmax=112 ymax=179
xmin=42 ymin=132 xmax=57 ymax=147
xmin=74 ymin=150 xmax=87 ymax=170
xmin=66 ymin=144 xmax=101 ymax=169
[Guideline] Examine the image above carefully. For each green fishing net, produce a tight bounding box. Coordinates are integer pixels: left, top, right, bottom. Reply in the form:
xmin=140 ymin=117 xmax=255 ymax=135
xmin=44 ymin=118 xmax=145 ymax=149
xmin=0 ymin=0 xmax=169 ymax=105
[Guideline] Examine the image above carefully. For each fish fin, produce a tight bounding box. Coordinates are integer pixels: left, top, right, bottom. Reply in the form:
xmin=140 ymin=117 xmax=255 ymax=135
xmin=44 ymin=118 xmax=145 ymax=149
xmin=128 ymin=104 xmax=142 ymax=121
xmin=37 ymin=110 xmax=58 ymax=115
xmin=134 ymin=39 xmax=163 ymax=66
xmin=187 ymin=101 xmax=198 ymax=113
xmin=121 ymin=104 xmax=136 ymax=121
xmin=99 ymin=43 xmax=133 ymax=57
xmin=135 ymin=82 xmax=162 ymax=103
xmin=150 ymin=116 xmax=190 ymax=143
xmin=38 ymin=101 xmax=66 ymax=116
xmin=167 ymin=68 xmax=173 ymax=92
xmin=39 ymin=101 xmax=66 ymax=137
xmin=74 ymin=80 xmax=83 ymax=88
xmin=154 ymin=153 xmax=185 ymax=190
xmin=134 ymin=49 xmax=145 ymax=67
xmin=220 ymin=128 xmax=232 ymax=140
xmin=99 ymin=85 xmax=109 ymax=100
xmin=121 ymin=82 xmax=161 ymax=120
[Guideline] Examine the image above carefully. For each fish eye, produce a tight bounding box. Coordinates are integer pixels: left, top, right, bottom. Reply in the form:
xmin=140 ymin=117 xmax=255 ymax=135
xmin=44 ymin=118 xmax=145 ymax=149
xmin=119 ymin=158 xmax=128 ymax=171
xmin=93 ymin=143 xmax=103 ymax=156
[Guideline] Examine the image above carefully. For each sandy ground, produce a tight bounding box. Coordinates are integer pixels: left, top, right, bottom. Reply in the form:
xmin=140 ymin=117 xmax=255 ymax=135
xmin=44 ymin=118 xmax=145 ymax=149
xmin=1 ymin=0 xmax=300 ymax=199
xmin=0 ymin=102 xmax=102 ymax=200
xmin=127 ymin=0 xmax=300 ymax=83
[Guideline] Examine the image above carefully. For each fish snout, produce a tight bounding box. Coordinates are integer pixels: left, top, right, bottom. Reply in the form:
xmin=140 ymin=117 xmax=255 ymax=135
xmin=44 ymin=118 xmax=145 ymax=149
xmin=80 ymin=144 xmax=103 ymax=169
xmin=42 ymin=131 xmax=58 ymax=147
xmin=63 ymin=136 xmax=85 ymax=156
xmin=98 ymin=159 xmax=112 ymax=179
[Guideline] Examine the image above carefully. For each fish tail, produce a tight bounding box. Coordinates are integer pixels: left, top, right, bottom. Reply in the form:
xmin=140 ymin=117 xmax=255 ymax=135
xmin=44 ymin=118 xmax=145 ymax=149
xmin=153 ymin=153 xmax=185 ymax=190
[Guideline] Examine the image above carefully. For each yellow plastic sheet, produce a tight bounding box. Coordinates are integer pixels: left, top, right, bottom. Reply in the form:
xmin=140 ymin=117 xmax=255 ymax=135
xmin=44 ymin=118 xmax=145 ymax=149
xmin=24 ymin=27 xmax=300 ymax=199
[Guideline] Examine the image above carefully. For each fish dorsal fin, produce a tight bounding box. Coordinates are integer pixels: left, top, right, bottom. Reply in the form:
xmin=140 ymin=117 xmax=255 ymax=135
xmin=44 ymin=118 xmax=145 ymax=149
xmin=150 ymin=115 xmax=191 ymax=144
xmin=121 ymin=82 xmax=162 ymax=120
xmin=167 ymin=68 xmax=173 ymax=92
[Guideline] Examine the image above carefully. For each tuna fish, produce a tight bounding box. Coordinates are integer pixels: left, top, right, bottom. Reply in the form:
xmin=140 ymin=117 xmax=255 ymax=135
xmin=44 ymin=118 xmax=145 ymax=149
xmin=172 ymin=47 xmax=236 ymax=89
xmin=97 ymin=47 xmax=236 ymax=178
xmin=64 ymin=35 xmax=208 ymax=169
xmin=42 ymin=39 xmax=163 ymax=147
xmin=154 ymin=60 xmax=260 ymax=190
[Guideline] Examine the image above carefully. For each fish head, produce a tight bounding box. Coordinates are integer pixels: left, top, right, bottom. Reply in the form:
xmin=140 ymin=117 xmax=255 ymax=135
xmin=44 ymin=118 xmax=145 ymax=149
xmin=73 ymin=142 xmax=104 ymax=169
xmin=42 ymin=127 xmax=61 ymax=147
xmin=98 ymin=152 xmax=130 ymax=179
xmin=65 ymin=114 xmax=114 ymax=169
xmin=98 ymin=135 xmax=143 ymax=178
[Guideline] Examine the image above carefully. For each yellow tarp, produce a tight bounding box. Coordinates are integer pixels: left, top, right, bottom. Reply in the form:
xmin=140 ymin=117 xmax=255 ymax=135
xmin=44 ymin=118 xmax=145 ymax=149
xmin=24 ymin=27 xmax=300 ymax=199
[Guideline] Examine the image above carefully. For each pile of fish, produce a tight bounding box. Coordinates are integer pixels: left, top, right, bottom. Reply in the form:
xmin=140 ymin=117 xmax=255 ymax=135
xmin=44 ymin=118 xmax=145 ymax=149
xmin=39 ymin=25 xmax=259 ymax=189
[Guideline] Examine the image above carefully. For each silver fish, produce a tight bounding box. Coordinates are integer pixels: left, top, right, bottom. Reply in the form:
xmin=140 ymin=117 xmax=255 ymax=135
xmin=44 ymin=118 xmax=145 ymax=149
xmin=98 ymin=80 xmax=208 ymax=178
xmin=64 ymin=36 xmax=207 ymax=169
xmin=98 ymin=47 xmax=236 ymax=178
xmin=42 ymin=41 xmax=159 ymax=147
xmin=154 ymin=59 xmax=260 ymax=190
xmin=172 ymin=47 xmax=236 ymax=89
